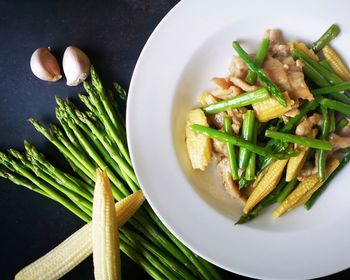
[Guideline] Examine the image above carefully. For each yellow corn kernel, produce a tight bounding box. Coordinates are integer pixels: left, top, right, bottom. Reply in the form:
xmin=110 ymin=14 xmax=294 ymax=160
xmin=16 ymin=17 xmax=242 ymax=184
xmin=244 ymin=159 xmax=288 ymax=213
xmin=273 ymin=158 xmax=340 ymax=217
xmin=323 ymin=45 xmax=350 ymax=81
xmin=289 ymin=41 xmax=319 ymax=61
xmin=273 ymin=175 xmax=319 ymax=218
xmin=251 ymin=166 xmax=269 ymax=189
xmin=186 ymin=109 xmax=212 ymax=170
xmin=199 ymin=92 xmax=218 ymax=106
xmin=253 ymin=92 xmax=293 ymax=122
xmin=15 ymin=190 xmax=144 ymax=280
xmin=292 ymin=158 xmax=340 ymax=210
xmin=286 ymin=129 xmax=318 ymax=182
xmin=92 ymin=169 xmax=120 ymax=280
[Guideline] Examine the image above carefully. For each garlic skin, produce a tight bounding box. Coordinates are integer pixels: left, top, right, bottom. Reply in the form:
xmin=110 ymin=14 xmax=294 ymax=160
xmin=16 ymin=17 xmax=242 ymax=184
xmin=63 ymin=46 xmax=91 ymax=86
xmin=30 ymin=48 xmax=62 ymax=82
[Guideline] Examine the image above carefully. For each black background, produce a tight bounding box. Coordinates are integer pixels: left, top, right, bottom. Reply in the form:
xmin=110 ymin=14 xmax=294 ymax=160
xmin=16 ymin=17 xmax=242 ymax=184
xmin=0 ymin=0 xmax=348 ymax=279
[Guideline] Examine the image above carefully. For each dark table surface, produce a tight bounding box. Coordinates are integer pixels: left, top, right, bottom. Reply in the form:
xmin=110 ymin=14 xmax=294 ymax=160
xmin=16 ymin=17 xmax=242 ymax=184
xmin=0 ymin=0 xmax=349 ymax=279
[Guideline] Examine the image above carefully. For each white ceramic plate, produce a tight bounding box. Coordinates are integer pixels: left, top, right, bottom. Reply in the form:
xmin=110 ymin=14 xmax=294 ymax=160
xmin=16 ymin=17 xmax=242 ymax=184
xmin=127 ymin=0 xmax=350 ymax=279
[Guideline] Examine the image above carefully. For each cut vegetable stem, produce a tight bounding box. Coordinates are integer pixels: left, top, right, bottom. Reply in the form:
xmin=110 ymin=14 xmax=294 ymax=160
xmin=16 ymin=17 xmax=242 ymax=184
xmin=265 ymin=130 xmax=332 ymax=150
xmin=202 ymin=88 xmax=270 ymax=114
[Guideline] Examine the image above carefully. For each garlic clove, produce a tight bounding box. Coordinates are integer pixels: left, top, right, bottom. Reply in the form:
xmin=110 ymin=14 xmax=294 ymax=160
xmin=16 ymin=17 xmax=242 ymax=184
xmin=63 ymin=46 xmax=91 ymax=86
xmin=30 ymin=48 xmax=62 ymax=82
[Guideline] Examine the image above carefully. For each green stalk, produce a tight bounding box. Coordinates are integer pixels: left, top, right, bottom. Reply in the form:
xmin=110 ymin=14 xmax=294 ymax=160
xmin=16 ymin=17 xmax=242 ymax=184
xmin=57 ymin=106 xmax=129 ymax=199
xmin=245 ymin=38 xmax=270 ymax=84
xmin=145 ymin=205 xmax=222 ymax=280
xmin=66 ymin=156 xmax=94 ymax=185
xmin=292 ymin=49 xmax=343 ymax=84
xmin=202 ymin=88 xmax=270 ymax=114
xmin=49 ymin=124 xmax=96 ymax=179
xmin=129 ymin=212 xmax=194 ymax=274
xmin=113 ymin=82 xmax=128 ymax=102
xmin=62 ymin=101 xmax=138 ymax=193
xmin=236 ymin=180 xmax=287 ymax=224
xmin=60 ymin=100 xmax=207 ymax=279
xmin=78 ymin=94 xmax=100 ymax=118
xmin=224 ymin=117 xmax=238 ymax=180
xmin=121 ymin=228 xmax=197 ymax=280
xmin=330 ymin=92 xmax=350 ymax=105
xmin=25 ymin=145 xmax=93 ymax=202
xmin=0 ymin=168 xmax=50 ymax=198
xmin=245 ymin=121 xmax=258 ymax=180
xmin=281 ymin=97 xmax=322 ymax=132
xmin=84 ymin=81 xmax=131 ymax=165
xmin=56 ymin=108 xmax=86 ymax=153
xmin=232 ymin=41 xmax=286 ymax=107
xmin=8 ymin=149 xmax=92 ymax=215
xmin=24 ymin=141 xmax=94 ymax=195
xmin=318 ymin=105 xmax=330 ymax=181
xmin=311 ymin=24 xmax=340 ymax=53
xmin=191 ymin=125 xmax=300 ymax=159
xmin=0 ymin=152 xmax=90 ymax=222
xmin=119 ymin=236 xmax=166 ymax=280
xmin=276 ymin=178 xmax=298 ymax=202
xmin=239 ymin=110 xmax=255 ymax=169
xmin=305 ymin=152 xmax=350 ymax=210
xmin=121 ymin=230 xmax=179 ymax=280
xmin=320 ymin=98 xmax=350 ymax=115
xmin=312 ymin=82 xmax=350 ymax=95
xmin=90 ymin=67 xmax=128 ymax=145
xmin=336 ymin=117 xmax=349 ymax=132
xmin=110 ymin=87 xmax=127 ymax=131
xmin=329 ymin=110 xmax=336 ymax=133
xmin=319 ymin=59 xmax=334 ymax=71
xmin=303 ymin=61 xmax=331 ymax=87
xmin=259 ymin=97 xmax=323 ymax=171
xmin=265 ymin=130 xmax=332 ymax=150
xmin=29 ymin=119 xmax=95 ymax=180
xmin=75 ymin=110 xmax=139 ymax=187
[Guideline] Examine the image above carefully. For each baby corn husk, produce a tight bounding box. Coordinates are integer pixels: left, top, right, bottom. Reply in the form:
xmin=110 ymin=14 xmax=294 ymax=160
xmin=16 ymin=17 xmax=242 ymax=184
xmin=289 ymin=41 xmax=319 ymax=61
xmin=273 ymin=158 xmax=339 ymax=217
xmin=93 ymin=169 xmax=120 ymax=280
xmin=199 ymin=92 xmax=218 ymax=106
xmin=15 ymin=190 xmax=144 ymax=280
xmin=292 ymin=158 xmax=339 ymax=210
xmin=253 ymin=92 xmax=293 ymax=122
xmin=286 ymin=129 xmax=318 ymax=182
xmin=199 ymin=92 xmax=226 ymax=128
xmin=186 ymin=109 xmax=212 ymax=170
xmin=244 ymin=159 xmax=288 ymax=213
xmin=323 ymin=45 xmax=350 ymax=81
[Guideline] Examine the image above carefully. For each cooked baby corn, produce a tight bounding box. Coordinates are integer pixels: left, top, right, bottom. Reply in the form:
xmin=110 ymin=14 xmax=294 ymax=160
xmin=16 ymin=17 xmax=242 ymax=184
xmin=252 ymin=92 xmax=293 ymax=122
xmin=199 ymin=92 xmax=218 ymax=106
xmin=186 ymin=109 xmax=212 ymax=170
xmin=15 ymin=190 xmax=144 ymax=280
xmin=323 ymin=45 xmax=350 ymax=81
xmin=289 ymin=41 xmax=319 ymax=61
xmin=244 ymin=159 xmax=288 ymax=213
xmin=286 ymin=129 xmax=318 ymax=182
xmin=93 ymin=169 xmax=120 ymax=280
xmin=273 ymin=158 xmax=340 ymax=217
xmin=293 ymin=158 xmax=340 ymax=209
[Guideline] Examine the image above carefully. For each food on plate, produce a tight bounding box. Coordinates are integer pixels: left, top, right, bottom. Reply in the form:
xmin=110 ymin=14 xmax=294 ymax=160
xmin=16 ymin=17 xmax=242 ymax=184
xmin=185 ymin=25 xmax=350 ymax=223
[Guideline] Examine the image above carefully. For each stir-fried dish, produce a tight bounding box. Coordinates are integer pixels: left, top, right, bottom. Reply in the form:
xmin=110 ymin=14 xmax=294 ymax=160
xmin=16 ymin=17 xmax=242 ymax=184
xmin=185 ymin=25 xmax=350 ymax=223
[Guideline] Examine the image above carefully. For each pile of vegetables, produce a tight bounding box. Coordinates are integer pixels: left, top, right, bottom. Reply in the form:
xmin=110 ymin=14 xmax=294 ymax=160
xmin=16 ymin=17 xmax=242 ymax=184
xmin=186 ymin=24 xmax=350 ymax=223
xmin=0 ymin=66 xmax=223 ymax=279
